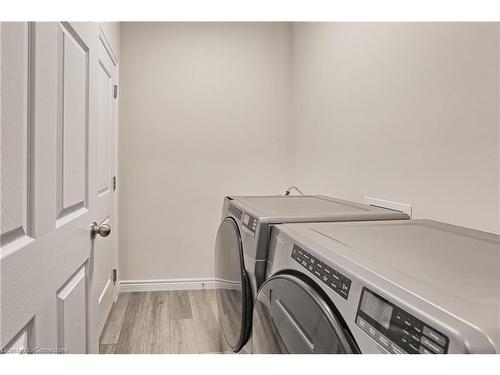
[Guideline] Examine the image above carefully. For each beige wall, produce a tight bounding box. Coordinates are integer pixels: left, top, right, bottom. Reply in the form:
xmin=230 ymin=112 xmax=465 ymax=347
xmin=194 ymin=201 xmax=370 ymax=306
xmin=119 ymin=22 xmax=500 ymax=282
xmin=119 ymin=23 xmax=292 ymax=281
xmin=291 ymin=23 xmax=500 ymax=234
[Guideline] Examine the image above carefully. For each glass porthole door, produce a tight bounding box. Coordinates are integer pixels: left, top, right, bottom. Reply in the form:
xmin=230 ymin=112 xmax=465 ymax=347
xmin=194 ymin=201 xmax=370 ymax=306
xmin=214 ymin=217 xmax=252 ymax=352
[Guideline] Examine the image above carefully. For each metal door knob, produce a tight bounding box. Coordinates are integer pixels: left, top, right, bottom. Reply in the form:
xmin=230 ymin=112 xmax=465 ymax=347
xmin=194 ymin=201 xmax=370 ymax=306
xmin=91 ymin=221 xmax=111 ymax=238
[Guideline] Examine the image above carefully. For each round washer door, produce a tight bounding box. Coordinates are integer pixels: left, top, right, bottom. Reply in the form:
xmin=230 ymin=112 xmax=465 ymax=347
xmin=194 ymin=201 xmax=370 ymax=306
xmin=252 ymin=274 xmax=358 ymax=354
xmin=214 ymin=217 xmax=252 ymax=352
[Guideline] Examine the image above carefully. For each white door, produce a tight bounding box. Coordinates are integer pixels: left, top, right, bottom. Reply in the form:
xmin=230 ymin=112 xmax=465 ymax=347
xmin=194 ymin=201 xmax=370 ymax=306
xmin=0 ymin=22 xmax=117 ymax=354
xmin=86 ymin=28 xmax=119 ymax=354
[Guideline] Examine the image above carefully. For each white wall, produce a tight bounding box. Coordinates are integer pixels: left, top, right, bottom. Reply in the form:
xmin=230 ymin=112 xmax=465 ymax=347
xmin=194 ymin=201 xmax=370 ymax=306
xmin=119 ymin=22 xmax=500 ymax=283
xmin=291 ymin=23 xmax=500 ymax=234
xmin=119 ymin=23 xmax=292 ymax=281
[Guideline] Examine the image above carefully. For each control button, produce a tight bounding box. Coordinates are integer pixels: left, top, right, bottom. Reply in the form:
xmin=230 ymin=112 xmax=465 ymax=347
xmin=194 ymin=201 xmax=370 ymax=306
xmin=324 ymin=267 xmax=331 ymax=275
xmin=413 ymin=325 xmax=422 ymax=334
xmin=310 ymin=258 xmax=316 ymax=264
xmin=357 ymin=316 xmax=367 ymax=329
xmin=308 ymin=265 xmax=314 ymax=272
xmin=358 ymin=319 xmax=378 ymax=342
xmin=419 ymin=345 xmax=434 ymax=354
xmin=368 ymin=326 xmax=379 ymax=339
xmin=391 ymin=344 xmax=405 ymax=354
xmin=301 ymin=261 xmax=307 ymax=267
xmin=404 ymin=320 xmax=412 ymax=328
xmin=378 ymin=335 xmax=390 ymax=348
xmin=408 ymin=342 xmax=420 ymax=353
xmin=422 ymin=326 xmax=447 ymax=346
xmin=314 ymin=270 xmax=322 ymax=278
xmin=411 ymin=334 xmax=421 ymax=343
xmin=402 ymin=328 xmax=410 ymax=336
xmin=322 ymin=275 xmax=329 ymax=283
xmin=421 ymin=336 xmax=444 ymax=354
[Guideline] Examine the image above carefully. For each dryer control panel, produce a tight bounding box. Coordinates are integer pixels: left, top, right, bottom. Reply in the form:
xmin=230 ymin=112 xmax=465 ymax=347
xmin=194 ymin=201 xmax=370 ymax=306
xmin=241 ymin=212 xmax=257 ymax=236
xmin=228 ymin=205 xmax=257 ymax=236
xmin=356 ymin=288 xmax=449 ymax=354
xmin=291 ymin=244 xmax=351 ymax=300
xmin=228 ymin=205 xmax=243 ymax=220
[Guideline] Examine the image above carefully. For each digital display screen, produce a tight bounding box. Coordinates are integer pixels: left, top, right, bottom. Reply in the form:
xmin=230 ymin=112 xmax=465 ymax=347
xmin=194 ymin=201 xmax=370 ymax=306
xmin=360 ymin=290 xmax=393 ymax=330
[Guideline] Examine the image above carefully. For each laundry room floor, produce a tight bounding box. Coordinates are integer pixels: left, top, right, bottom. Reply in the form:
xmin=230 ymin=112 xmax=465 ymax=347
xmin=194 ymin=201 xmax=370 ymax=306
xmin=99 ymin=290 xmax=221 ymax=354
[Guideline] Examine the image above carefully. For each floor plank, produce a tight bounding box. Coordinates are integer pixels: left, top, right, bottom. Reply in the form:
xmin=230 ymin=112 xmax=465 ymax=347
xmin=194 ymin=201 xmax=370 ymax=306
xmin=99 ymin=344 xmax=116 ymax=354
xmin=100 ymin=290 xmax=221 ymax=354
xmin=145 ymin=292 xmax=171 ymax=353
xmin=206 ymin=289 xmax=218 ymax=317
xmin=115 ymin=292 xmax=153 ymax=354
xmin=100 ymin=293 xmax=131 ymax=345
xmin=171 ymin=319 xmax=198 ymax=354
xmin=170 ymin=291 xmax=193 ymax=320
xmin=189 ymin=290 xmax=220 ymax=353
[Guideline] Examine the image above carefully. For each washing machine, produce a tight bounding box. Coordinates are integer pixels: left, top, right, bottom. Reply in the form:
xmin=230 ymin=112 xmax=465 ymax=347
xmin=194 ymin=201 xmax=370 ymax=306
xmin=213 ymin=195 xmax=409 ymax=353
xmin=252 ymin=219 xmax=500 ymax=353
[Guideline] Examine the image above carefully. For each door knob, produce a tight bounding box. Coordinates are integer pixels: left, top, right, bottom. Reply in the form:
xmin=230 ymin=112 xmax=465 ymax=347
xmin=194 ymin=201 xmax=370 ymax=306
xmin=90 ymin=221 xmax=111 ymax=239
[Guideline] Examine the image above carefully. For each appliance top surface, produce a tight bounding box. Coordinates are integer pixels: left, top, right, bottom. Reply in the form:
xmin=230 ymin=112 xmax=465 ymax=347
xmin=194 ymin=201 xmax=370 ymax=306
xmin=230 ymin=195 xmax=408 ymax=222
xmin=280 ymin=219 xmax=500 ymax=348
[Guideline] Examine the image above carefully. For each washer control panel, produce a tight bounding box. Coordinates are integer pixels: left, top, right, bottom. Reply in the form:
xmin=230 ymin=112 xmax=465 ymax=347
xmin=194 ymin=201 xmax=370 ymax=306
xmin=291 ymin=244 xmax=351 ymax=299
xmin=356 ymin=288 xmax=449 ymax=354
xmin=241 ymin=212 xmax=257 ymax=236
xmin=228 ymin=205 xmax=242 ymax=220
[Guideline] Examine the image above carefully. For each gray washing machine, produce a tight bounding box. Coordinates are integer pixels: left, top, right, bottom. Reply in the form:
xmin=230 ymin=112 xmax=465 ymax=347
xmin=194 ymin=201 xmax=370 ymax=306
xmin=213 ymin=195 xmax=409 ymax=353
xmin=253 ymin=219 xmax=500 ymax=354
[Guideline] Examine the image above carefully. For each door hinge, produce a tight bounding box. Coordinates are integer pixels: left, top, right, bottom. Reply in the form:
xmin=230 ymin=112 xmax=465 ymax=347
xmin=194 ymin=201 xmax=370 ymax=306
xmin=113 ymin=176 xmax=117 ymax=191
xmin=112 ymin=269 xmax=117 ymax=284
xmin=113 ymin=84 xmax=118 ymax=99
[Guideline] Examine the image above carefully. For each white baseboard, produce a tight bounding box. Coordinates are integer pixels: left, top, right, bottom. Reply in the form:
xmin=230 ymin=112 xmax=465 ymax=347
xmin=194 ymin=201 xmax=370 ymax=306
xmin=118 ymin=278 xmax=226 ymax=293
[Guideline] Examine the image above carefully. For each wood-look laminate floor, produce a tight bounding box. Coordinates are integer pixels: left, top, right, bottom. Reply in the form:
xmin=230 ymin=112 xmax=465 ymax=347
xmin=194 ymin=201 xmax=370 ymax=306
xmin=99 ymin=290 xmax=221 ymax=354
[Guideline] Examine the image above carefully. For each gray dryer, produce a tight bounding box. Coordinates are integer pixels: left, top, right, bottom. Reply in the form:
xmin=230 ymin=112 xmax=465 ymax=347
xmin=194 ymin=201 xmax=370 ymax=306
xmin=214 ymin=195 xmax=409 ymax=353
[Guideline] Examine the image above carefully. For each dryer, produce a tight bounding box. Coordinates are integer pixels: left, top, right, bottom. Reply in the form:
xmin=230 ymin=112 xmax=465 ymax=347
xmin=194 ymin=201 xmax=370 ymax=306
xmin=213 ymin=195 xmax=409 ymax=353
xmin=253 ymin=220 xmax=500 ymax=353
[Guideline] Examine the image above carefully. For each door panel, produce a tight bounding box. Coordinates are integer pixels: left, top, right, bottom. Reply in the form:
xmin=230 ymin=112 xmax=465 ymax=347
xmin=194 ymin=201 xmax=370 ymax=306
xmin=0 ymin=22 xmax=116 ymax=354
xmin=57 ymin=267 xmax=86 ymax=354
xmin=57 ymin=24 xmax=89 ymax=225
xmin=96 ymin=41 xmax=112 ymax=196
xmin=1 ymin=320 xmax=34 ymax=354
xmin=56 ymin=25 xmax=89 ymax=221
xmin=86 ymin=29 xmax=118 ymax=354
xmin=0 ymin=22 xmax=31 ymax=248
